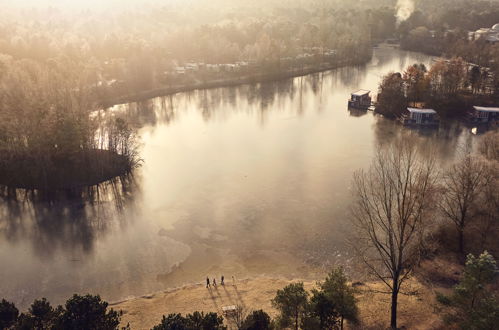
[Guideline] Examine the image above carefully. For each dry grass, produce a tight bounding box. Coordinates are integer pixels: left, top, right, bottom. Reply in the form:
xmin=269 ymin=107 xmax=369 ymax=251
xmin=113 ymin=276 xmax=445 ymax=329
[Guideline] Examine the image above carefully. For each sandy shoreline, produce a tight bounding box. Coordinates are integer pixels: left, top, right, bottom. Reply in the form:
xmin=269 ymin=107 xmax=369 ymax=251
xmin=113 ymin=276 xmax=443 ymax=330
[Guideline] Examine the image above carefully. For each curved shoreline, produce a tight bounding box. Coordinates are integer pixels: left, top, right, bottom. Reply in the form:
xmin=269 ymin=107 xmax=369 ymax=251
xmin=101 ymin=59 xmax=372 ymax=108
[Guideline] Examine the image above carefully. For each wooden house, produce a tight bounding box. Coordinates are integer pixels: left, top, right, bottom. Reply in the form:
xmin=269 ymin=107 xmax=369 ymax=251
xmin=468 ymin=106 xmax=499 ymax=123
xmin=400 ymin=108 xmax=439 ymax=126
xmin=348 ymin=90 xmax=372 ymax=110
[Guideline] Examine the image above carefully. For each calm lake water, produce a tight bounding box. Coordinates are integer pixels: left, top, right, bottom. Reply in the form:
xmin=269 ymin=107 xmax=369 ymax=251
xmin=0 ymin=46 xmax=474 ymax=309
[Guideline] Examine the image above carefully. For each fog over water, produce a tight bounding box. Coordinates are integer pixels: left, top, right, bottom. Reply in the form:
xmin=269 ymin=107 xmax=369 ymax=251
xmin=0 ymin=46 xmax=473 ymax=309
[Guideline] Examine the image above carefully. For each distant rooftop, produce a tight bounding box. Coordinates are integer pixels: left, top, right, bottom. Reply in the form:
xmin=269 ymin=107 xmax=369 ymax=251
xmin=407 ymin=108 xmax=437 ymax=114
xmin=351 ymin=89 xmax=370 ymax=96
xmin=473 ymin=106 xmax=499 ymax=112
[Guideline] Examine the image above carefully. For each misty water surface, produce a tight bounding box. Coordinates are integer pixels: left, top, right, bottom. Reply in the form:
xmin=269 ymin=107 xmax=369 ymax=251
xmin=0 ymin=46 xmax=473 ymax=308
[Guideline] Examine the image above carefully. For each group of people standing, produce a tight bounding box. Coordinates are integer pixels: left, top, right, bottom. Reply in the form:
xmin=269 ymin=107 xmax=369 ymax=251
xmin=206 ymin=275 xmax=232 ymax=288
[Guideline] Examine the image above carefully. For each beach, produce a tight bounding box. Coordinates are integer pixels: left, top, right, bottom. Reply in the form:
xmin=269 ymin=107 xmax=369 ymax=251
xmin=114 ymin=276 xmax=444 ymax=329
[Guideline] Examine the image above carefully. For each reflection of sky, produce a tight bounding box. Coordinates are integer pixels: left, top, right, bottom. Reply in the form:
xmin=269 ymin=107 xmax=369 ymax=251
xmin=0 ymin=46 xmax=473 ymax=309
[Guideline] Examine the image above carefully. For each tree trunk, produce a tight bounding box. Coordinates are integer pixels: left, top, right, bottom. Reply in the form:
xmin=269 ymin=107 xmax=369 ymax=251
xmin=391 ymin=279 xmax=399 ymax=329
xmin=340 ymin=316 xmax=344 ymax=330
xmin=458 ymin=227 xmax=464 ymax=255
xmin=295 ymin=310 xmax=299 ymax=330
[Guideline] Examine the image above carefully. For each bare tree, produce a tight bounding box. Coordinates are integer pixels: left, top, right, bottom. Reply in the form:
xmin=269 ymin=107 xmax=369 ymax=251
xmin=440 ymin=153 xmax=489 ymax=255
xmin=351 ymin=137 xmax=437 ymax=329
xmin=226 ymin=305 xmax=247 ymax=330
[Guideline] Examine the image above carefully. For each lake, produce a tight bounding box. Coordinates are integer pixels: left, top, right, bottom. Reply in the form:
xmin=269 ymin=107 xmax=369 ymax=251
xmin=0 ymin=45 xmax=473 ymax=309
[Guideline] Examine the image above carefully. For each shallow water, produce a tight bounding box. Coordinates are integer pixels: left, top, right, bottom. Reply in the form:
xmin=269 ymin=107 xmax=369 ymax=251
xmin=0 ymin=46 xmax=473 ymax=309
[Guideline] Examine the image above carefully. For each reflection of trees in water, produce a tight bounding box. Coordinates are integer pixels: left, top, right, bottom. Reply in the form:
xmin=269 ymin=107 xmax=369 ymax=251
xmin=108 ymin=62 xmax=394 ymax=128
xmin=334 ymin=65 xmax=369 ymax=90
xmin=373 ymin=117 xmax=469 ymax=162
xmin=348 ymin=108 xmax=368 ymax=117
xmin=114 ymin=75 xmax=330 ymax=127
xmin=0 ymin=175 xmax=139 ymax=259
xmin=109 ymin=48 xmax=437 ymax=131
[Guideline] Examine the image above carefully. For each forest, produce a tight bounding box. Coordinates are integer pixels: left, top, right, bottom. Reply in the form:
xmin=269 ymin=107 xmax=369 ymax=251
xmin=0 ymin=0 xmax=402 ymax=191
xmin=0 ymin=1 xmax=399 ymax=105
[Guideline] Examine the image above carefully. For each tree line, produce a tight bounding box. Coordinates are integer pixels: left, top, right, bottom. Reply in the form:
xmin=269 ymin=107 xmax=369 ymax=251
xmin=376 ymin=58 xmax=499 ymax=118
xmin=1 ymin=254 xmax=497 ymax=329
xmin=397 ymin=2 xmax=499 ymax=72
xmin=0 ymin=2 xmax=401 ymax=104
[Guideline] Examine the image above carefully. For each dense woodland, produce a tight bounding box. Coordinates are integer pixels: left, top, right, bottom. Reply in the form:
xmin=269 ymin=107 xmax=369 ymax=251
xmin=398 ymin=1 xmax=499 ymax=64
xmin=0 ymin=1 xmax=399 ymax=104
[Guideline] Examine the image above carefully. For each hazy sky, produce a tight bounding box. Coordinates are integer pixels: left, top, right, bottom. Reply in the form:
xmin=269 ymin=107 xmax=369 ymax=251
xmin=0 ymin=0 xmax=186 ymax=10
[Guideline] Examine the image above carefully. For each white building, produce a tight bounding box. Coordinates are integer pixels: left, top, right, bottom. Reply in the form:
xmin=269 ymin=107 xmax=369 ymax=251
xmin=400 ymin=108 xmax=439 ymax=126
xmin=473 ymin=23 xmax=499 ymax=43
xmin=468 ymin=106 xmax=499 ymax=123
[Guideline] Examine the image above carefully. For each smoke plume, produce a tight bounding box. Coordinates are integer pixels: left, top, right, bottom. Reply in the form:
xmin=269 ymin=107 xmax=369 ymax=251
xmin=396 ymin=0 xmax=415 ymax=24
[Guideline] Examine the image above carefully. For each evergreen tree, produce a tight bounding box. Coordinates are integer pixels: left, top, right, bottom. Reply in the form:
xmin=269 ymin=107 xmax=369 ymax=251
xmin=272 ymin=283 xmax=308 ymax=330
xmin=439 ymin=251 xmax=499 ymax=329
xmin=0 ymin=299 xmax=18 ymax=330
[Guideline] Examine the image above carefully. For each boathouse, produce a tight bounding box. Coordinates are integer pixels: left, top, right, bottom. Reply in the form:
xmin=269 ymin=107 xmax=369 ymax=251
xmin=400 ymin=108 xmax=439 ymax=126
xmin=348 ymin=90 xmax=372 ymax=109
xmin=468 ymin=106 xmax=499 ymax=123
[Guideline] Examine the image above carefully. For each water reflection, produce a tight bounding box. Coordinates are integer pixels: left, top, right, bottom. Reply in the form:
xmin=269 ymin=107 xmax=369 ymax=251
xmin=0 ymin=46 xmax=477 ymax=309
xmin=0 ymin=176 xmax=146 ymax=308
xmin=0 ymin=175 xmax=137 ymax=257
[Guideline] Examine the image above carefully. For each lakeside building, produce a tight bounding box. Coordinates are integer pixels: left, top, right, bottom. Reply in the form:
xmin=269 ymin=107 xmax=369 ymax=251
xmin=468 ymin=106 xmax=499 ymax=123
xmin=473 ymin=23 xmax=499 ymax=43
xmin=348 ymin=90 xmax=372 ymax=109
xmin=400 ymin=108 xmax=439 ymax=127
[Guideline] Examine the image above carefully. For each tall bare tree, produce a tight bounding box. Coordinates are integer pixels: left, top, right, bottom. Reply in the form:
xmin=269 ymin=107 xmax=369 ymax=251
xmin=440 ymin=153 xmax=489 ymax=255
xmin=351 ymin=137 xmax=437 ymax=329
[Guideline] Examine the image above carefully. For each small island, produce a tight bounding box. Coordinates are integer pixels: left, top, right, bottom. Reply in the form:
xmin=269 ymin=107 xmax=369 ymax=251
xmin=0 ymin=60 xmax=139 ymax=191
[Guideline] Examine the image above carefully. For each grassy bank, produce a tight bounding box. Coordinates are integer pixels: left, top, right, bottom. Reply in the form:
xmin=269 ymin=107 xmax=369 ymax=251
xmin=114 ymin=276 xmax=444 ymax=330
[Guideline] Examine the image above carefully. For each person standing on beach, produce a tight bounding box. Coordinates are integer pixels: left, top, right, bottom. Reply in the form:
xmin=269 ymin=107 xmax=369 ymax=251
xmin=221 ymin=275 xmax=224 ymax=285
xmin=206 ymin=277 xmax=210 ymax=288
xmin=213 ymin=278 xmax=217 ymax=287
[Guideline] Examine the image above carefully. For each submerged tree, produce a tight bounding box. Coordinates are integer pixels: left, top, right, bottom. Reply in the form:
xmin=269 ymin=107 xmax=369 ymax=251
xmin=351 ymin=136 xmax=438 ymax=329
